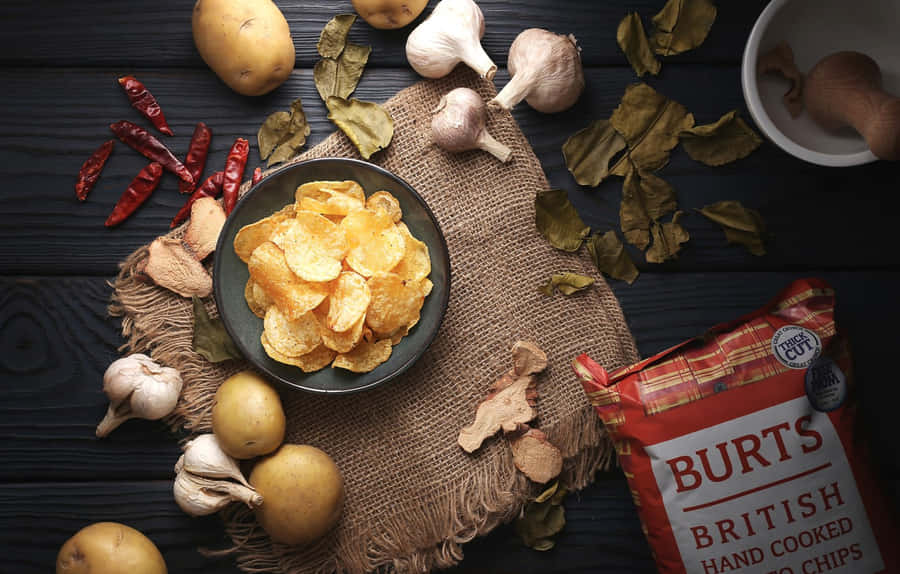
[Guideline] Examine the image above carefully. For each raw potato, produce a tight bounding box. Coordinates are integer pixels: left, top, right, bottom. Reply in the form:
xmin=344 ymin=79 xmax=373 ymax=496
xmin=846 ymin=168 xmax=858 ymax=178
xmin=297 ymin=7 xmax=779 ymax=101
xmin=250 ymin=445 xmax=345 ymax=545
xmin=56 ymin=522 xmax=167 ymax=574
xmin=192 ymin=0 xmax=295 ymax=96
xmin=351 ymin=0 xmax=428 ymax=29
xmin=212 ymin=371 xmax=285 ymax=459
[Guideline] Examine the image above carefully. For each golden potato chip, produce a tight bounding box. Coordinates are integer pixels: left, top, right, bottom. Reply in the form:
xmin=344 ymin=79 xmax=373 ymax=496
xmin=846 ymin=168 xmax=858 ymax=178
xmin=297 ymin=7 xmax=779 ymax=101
xmin=327 ymin=271 xmax=370 ymax=332
xmin=365 ymin=191 xmax=402 ymax=222
xmin=244 ymin=278 xmax=273 ymax=318
xmin=233 ymin=207 xmax=295 ymax=263
xmin=319 ymin=311 xmax=366 ymax=353
xmin=392 ymin=222 xmax=431 ymax=282
xmin=332 ymin=339 xmax=393 ymax=373
xmin=420 ymin=278 xmax=433 ymax=297
xmin=271 ymin=212 xmax=348 ymax=282
xmin=262 ymin=334 xmax=337 ymax=372
xmin=341 ymin=208 xmax=406 ymax=277
xmin=295 ymin=180 xmax=365 ymax=216
xmin=264 ymin=306 xmax=322 ymax=357
xmin=248 ymin=242 xmax=329 ymax=318
xmin=365 ymin=271 xmax=425 ymax=338
xmin=390 ymin=326 xmax=409 ymax=345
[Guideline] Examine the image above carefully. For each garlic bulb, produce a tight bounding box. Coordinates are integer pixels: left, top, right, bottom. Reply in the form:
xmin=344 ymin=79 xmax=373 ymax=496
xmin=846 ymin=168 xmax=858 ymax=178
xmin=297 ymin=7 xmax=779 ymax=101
xmin=406 ymin=0 xmax=497 ymax=80
xmin=432 ymin=87 xmax=511 ymax=162
xmin=491 ymin=29 xmax=585 ymax=113
xmin=96 ymin=354 xmax=183 ymax=437
xmin=173 ymin=471 xmax=262 ymax=517
xmin=176 ymin=434 xmax=251 ymax=488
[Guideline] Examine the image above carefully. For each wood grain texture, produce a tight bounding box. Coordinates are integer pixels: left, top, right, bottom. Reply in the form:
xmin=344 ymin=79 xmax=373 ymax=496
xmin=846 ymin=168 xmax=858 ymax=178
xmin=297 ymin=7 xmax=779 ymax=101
xmin=0 ymin=0 xmax=767 ymax=68
xmin=1 ymin=67 xmax=897 ymax=275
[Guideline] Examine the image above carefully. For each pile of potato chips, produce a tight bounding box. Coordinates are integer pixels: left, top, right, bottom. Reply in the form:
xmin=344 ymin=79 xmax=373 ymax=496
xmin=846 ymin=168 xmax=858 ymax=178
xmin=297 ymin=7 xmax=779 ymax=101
xmin=234 ymin=180 xmax=432 ymax=373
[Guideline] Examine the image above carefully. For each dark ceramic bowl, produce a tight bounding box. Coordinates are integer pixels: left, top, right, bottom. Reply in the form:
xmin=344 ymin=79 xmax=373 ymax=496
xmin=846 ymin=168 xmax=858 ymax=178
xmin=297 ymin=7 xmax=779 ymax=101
xmin=213 ymin=158 xmax=450 ymax=394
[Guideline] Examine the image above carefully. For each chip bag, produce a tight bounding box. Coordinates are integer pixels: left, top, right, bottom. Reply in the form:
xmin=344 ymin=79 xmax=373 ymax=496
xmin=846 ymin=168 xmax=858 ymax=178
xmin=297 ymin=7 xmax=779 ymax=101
xmin=573 ymin=278 xmax=899 ymax=574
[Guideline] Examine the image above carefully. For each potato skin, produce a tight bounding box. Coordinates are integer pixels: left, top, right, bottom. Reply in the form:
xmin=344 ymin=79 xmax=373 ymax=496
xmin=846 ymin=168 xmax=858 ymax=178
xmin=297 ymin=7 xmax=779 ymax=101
xmin=192 ymin=0 xmax=295 ymax=96
xmin=250 ymin=445 xmax=345 ymax=545
xmin=212 ymin=371 xmax=286 ymax=459
xmin=56 ymin=522 xmax=167 ymax=574
xmin=351 ymin=0 xmax=428 ymax=30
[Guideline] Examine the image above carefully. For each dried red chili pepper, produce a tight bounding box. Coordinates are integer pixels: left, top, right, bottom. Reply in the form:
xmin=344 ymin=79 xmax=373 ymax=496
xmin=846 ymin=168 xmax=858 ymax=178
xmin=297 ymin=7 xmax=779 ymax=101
xmin=171 ymin=171 xmax=225 ymax=228
xmin=252 ymin=167 xmax=263 ymax=186
xmin=75 ymin=140 xmax=114 ymax=201
xmin=105 ymin=162 xmax=163 ymax=227
xmin=109 ymin=120 xmax=194 ymax=185
xmin=179 ymin=122 xmax=212 ymax=194
xmin=222 ymin=138 xmax=250 ymax=215
xmin=117 ymin=76 xmax=174 ymax=136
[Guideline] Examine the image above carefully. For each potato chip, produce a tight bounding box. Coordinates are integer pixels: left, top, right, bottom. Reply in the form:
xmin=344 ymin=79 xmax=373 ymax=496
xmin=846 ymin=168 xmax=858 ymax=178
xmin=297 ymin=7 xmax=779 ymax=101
xmin=392 ymin=222 xmax=431 ymax=282
xmin=271 ymin=212 xmax=348 ymax=282
xmin=390 ymin=326 xmax=408 ymax=345
xmin=248 ymin=242 xmax=329 ymax=318
xmin=244 ymin=278 xmax=273 ymax=318
xmin=264 ymin=306 xmax=322 ymax=357
xmin=315 ymin=300 xmax=366 ymax=353
xmin=233 ymin=207 xmax=295 ymax=263
xmin=341 ymin=208 xmax=406 ymax=277
xmin=366 ymin=271 xmax=425 ymax=337
xmin=327 ymin=271 xmax=370 ymax=332
xmin=262 ymin=334 xmax=337 ymax=372
xmin=420 ymin=278 xmax=433 ymax=297
xmin=332 ymin=338 xmax=393 ymax=373
xmin=366 ymin=190 xmax=402 ymax=222
xmin=295 ymin=180 xmax=365 ymax=216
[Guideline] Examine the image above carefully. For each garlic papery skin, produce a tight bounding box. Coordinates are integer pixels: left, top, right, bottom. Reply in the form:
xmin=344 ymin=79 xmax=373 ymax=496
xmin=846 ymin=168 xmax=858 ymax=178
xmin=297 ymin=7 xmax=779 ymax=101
xmin=432 ymin=87 xmax=511 ymax=162
xmin=405 ymin=0 xmax=497 ymax=80
xmin=95 ymin=353 xmax=183 ymax=438
xmin=173 ymin=470 xmax=263 ymax=517
xmin=491 ymin=29 xmax=585 ymax=113
xmin=177 ymin=434 xmax=252 ymax=488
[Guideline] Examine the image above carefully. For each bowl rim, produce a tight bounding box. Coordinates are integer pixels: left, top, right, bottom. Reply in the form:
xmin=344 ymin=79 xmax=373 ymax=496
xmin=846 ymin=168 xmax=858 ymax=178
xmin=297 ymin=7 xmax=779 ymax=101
xmin=212 ymin=156 xmax=452 ymax=395
xmin=741 ymin=0 xmax=877 ymax=167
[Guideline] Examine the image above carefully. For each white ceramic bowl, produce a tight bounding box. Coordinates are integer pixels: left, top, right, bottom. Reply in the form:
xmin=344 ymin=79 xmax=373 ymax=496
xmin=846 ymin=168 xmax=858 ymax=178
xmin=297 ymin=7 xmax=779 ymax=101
xmin=742 ymin=0 xmax=900 ymax=166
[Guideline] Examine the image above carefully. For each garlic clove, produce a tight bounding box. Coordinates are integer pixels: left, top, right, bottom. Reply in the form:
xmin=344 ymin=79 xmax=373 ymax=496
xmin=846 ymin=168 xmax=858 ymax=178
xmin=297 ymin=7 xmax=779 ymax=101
xmin=181 ymin=434 xmax=252 ymax=488
xmin=491 ymin=29 xmax=584 ymax=114
xmin=95 ymin=354 xmax=183 ymax=438
xmin=431 ymin=87 xmax=511 ymax=162
xmin=405 ymin=0 xmax=497 ymax=80
xmin=173 ymin=471 xmax=263 ymax=517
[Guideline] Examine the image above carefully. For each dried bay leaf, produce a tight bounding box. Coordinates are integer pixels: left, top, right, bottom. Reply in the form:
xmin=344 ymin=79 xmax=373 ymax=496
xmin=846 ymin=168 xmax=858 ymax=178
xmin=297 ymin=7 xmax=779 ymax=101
xmin=192 ymin=296 xmax=241 ymax=363
xmin=317 ymin=14 xmax=356 ymax=59
xmin=257 ymin=111 xmax=292 ymax=160
xmin=680 ymin=110 xmax=762 ymax=166
xmin=515 ymin=482 xmax=567 ymax=551
xmin=267 ymin=130 xmax=306 ymax=167
xmin=539 ymin=273 xmax=595 ymax=296
xmin=617 ymin=13 xmax=661 ymax=77
xmin=535 ymin=189 xmax=590 ymax=252
xmin=645 ymin=211 xmax=690 ymax=263
xmin=698 ymin=200 xmax=766 ymax=255
xmin=610 ymin=83 xmax=694 ymax=175
xmin=315 ymin=43 xmax=372 ymax=101
xmin=587 ymin=231 xmax=639 ymax=284
xmin=313 ymin=58 xmax=339 ymax=101
xmin=620 ymin=167 xmax=677 ymax=249
xmin=261 ymin=98 xmax=311 ymax=167
xmin=650 ymin=0 xmax=717 ymax=57
xmin=326 ymin=97 xmax=394 ymax=160
xmin=562 ymin=119 xmax=627 ymax=186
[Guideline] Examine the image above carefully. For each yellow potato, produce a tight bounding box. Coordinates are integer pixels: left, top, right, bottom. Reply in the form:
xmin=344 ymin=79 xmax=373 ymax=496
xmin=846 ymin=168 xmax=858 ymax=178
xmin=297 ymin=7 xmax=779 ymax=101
xmin=295 ymin=180 xmax=365 ymax=216
xmin=391 ymin=222 xmax=431 ymax=282
xmin=365 ymin=190 xmax=402 ymax=222
xmin=272 ymin=212 xmax=348 ymax=282
xmin=365 ymin=271 xmax=425 ymax=337
xmin=264 ymin=306 xmax=321 ymax=357
xmin=262 ymin=334 xmax=337 ymax=372
xmin=248 ymin=242 xmax=329 ymax=318
xmin=234 ymin=207 xmax=294 ymax=262
xmin=244 ymin=278 xmax=273 ymax=318
xmin=192 ymin=0 xmax=295 ymax=96
xmin=250 ymin=445 xmax=345 ymax=545
xmin=332 ymin=338 xmax=393 ymax=372
xmin=212 ymin=371 xmax=285 ymax=459
xmin=56 ymin=522 xmax=167 ymax=574
xmin=340 ymin=208 xmax=406 ymax=277
xmin=351 ymin=0 xmax=428 ymax=30
xmin=327 ymin=271 xmax=370 ymax=332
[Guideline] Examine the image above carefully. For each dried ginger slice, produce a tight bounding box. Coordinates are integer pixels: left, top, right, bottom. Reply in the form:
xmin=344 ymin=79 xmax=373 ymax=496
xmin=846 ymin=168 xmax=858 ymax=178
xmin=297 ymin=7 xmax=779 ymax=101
xmin=508 ymin=425 xmax=563 ymax=484
xmin=145 ymin=237 xmax=212 ymax=298
xmin=512 ymin=341 xmax=548 ymax=376
xmin=182 ymin=196 xmax=226 ymax=260
xmin=457 ymin=373 xmax=538 ymax=453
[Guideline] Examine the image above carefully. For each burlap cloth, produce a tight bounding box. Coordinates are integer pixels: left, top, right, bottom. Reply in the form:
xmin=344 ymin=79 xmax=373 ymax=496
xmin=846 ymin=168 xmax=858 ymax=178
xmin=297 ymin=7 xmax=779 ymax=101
xmin=109 ymin=67 xmax=639 ymax=574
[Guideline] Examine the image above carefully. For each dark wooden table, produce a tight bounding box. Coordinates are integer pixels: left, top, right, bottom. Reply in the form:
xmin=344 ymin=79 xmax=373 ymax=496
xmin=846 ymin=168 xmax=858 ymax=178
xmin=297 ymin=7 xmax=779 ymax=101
xmin=1 ymin=1 xmax=898 ymax=572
